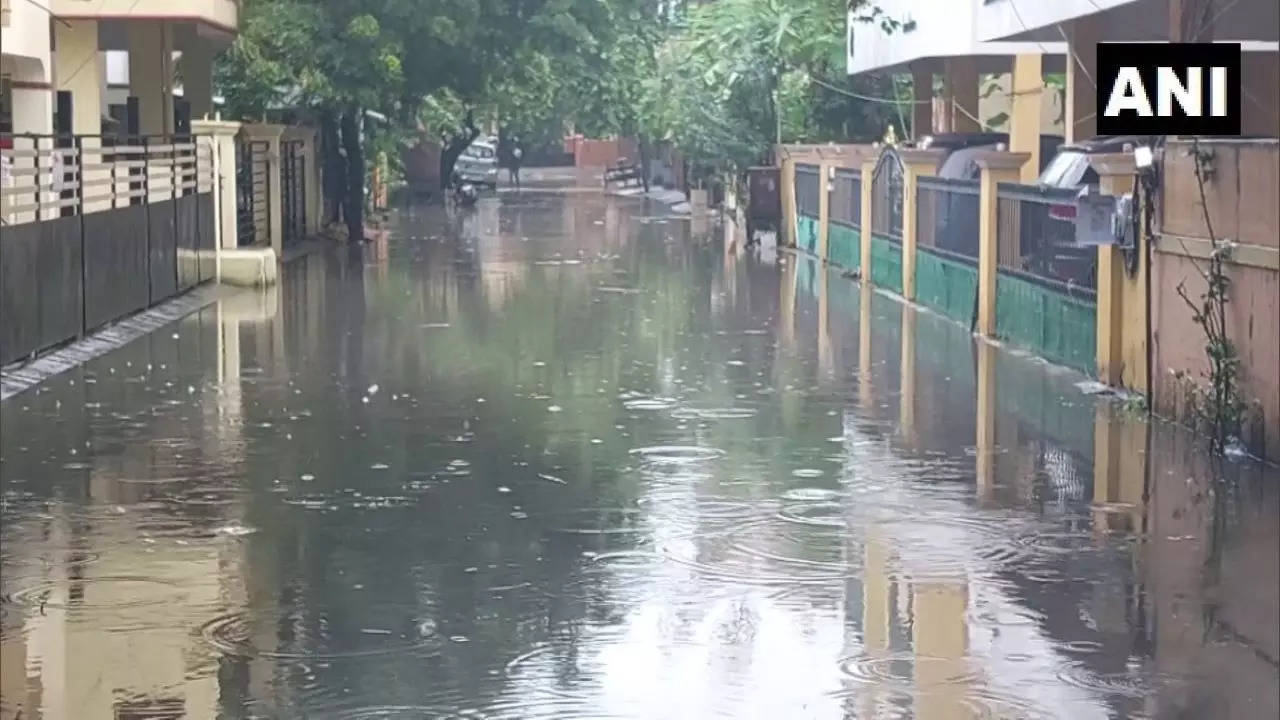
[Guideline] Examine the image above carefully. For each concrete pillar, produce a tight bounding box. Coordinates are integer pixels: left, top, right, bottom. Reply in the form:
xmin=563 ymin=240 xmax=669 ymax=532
xmin=975 ymin=152 xmax=1030 ymax=337
xmin=1092 ymin=404 xmax=1149 ymax=538
xmin=779 ymin=150 xmax=797 ymax=248
xmin=943 ymin=57 xmax=981 ymax=133
xmin=913 ymin=583 xmax=970 ymax=720
xmin=283 ymin=125 xmax=322 ymax=237
xmin=192 ymin=119 xmax=243 ymax=268
xmin=899 ymin=304 xmax=917 ymax=448
xmin=910 ymin=64 xmax=934 ymax=139
xmin=129 ymin=21 xmax=174 ymax=136
xmin=6 ymin=78 xmax=54 ymax=223
xmin=975 ymin=342 xmax=997 ymax=503
xmin=1065 ymin=16 xmax=1099 ymax=143
xmin=240 ymin=124 xmax=286 ymax=258
xmin=1008 ymin=54 xmax=1043 ymax=183
xmin=897 ymin=148 xmax=945 ymax=301
xmin=1089 ymin=152 xmax=1143 ymax=390
xmin=817 ymin=269 xmax=833 ymax=378
xmin=181 ymin=39 xmax=215 ymax=120
xmin=817 ymin=161 xmax=831 ymax=261
xmin=53 ymin=20 xmax=102 ymax=135
xmin=780 ymin=250 xmax=798 ymax=351
xmin=859 ymin=156 xmax=876 ymax=274
xmin=10 ymin=83 xmax=54 ymax=135
xmin=858 ymin=284 xmax=874 ymax=412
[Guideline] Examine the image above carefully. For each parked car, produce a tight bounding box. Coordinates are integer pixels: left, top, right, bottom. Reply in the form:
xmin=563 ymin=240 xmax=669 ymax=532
xmin=918 ymin=132 xmax=1065 ymax=181
xmin=456 ymin=139 xmax=498 ymax=189
xmin=1035 ymin=135 xmax=1151 ymax=189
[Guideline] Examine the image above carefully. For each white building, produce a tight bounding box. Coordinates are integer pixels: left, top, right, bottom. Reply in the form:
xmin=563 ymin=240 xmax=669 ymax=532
xmin=1 ymin=0 xmax=239 ymax=136
xmin=847 ymin=0 xmax=1279 ymax=175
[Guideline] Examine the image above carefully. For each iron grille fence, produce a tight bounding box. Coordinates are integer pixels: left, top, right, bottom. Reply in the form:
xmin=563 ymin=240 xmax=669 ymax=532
xmin=0 ymin=133 xmax=216 ymax=366
xmin=831 ymin=169 xmax=860 ymax=228
xmin=871 ymin=151 xmax=903 ymax=241
xmin=281 ymin=139 xmax=307 ymax=245
xmin=917 ymin=176 xmax=980 ymax=263
xmin=795 ymin=163 xmax=820 ymax=218
xmin=996 ymin=182 xmax=1096 ymax=297
xmin=237 ymin=139 xmax=269 ymax=247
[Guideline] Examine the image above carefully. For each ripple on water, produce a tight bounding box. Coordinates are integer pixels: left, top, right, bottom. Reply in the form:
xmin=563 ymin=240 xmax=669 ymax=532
xmin=5 ymin=576 xmax=183 ymax=609
xmin=776 ymin=501 xmax=845 ymax=528
xmin=330 ymin=706 xmax=487 ymax=720
xmin=628 ymin=445 xmax=725 ymax=464
xmin=199 ymin=611 xmax=439 ymax=661
xmin=838 ymin=651 xmax=983 ymax=688
xmin=622 ymin=397 xmax=678 ymax=411
xmin=669 ymin=406 xmax=758 ymax=420
xmin=539 ymin=507 xmax=650 ymax=536
xmin=779 ymin=487 xmax=840 ymax=502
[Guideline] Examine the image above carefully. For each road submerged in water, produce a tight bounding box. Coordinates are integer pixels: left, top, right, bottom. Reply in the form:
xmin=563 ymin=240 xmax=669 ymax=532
xmin=2 ymin=185 xmax=1277 ymax=719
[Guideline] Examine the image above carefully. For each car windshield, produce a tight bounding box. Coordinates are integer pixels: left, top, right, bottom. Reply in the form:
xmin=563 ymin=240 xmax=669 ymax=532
xmin=463 ymin=145 xmax=494 ymax=159
xmin=1038 ymin=151 xmax=1090 ymax=188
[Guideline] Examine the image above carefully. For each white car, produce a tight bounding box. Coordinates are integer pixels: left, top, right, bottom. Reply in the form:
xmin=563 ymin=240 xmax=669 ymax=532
xmin=456 ymin=140 xmax=499 ymax=189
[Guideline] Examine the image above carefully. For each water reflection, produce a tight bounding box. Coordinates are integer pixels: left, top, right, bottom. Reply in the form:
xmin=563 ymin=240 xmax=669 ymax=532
xmin=1 ymin=190 xmax=1276 ymax=719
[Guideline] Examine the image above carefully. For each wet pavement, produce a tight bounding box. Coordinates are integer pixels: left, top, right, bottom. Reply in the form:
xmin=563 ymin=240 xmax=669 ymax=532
xmin=1 ymin=188 xmax=1277 ymax=719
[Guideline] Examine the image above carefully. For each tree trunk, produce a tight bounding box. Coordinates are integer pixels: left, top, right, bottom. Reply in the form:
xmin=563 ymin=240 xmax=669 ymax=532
xmin=341 ymin=106 xmax=364 ymax=243
xmin=321 ymin=108 xmax=345 ymax=225
xmin=439 ymin=109 xmax=480 ymax=190
xmin=638 ymin=135 xmax=651 ymax=193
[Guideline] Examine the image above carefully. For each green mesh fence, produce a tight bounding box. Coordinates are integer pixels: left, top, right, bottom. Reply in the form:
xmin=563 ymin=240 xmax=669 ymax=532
xmin=870 ymin=235 xmax=902 ymax=293
xmin=915 ymin=247 xmax=977 ymax=324
xmin=995 ymin=271 xmax=1096 ymax=374
xmin=795 ymin=216 xmax=819 ymax=255
xmin=828 ymin=224 xmax=860 ymax=270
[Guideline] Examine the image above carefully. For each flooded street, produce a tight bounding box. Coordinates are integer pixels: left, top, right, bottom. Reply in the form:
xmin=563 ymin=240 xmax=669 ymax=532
xmin=2 ymin=188 xmax=1277 ymax=719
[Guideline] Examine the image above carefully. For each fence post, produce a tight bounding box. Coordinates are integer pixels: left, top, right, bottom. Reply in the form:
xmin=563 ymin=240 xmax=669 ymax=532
xmin=1088 ymin=152 xmax=1140 ymax=389
xmin=974 ymin=151 xmax=1029 ymax=337
xmin=898 ymin=149 xmax=945 ymax=301
xmin=76 ymin=135 xmax=87 ymax=338
xmin=817 ymin=160 xmax=831 ymax=262
xmin=779 ymin=148 xmax=796 ymax=248
xmin=860 ymin=155 xmax=876 ymax=277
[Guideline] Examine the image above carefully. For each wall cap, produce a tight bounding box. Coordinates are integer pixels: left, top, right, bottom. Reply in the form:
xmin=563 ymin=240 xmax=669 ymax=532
xmin=974 ymin=151 xmax=1030 ymax=170
xmin=1088 ymin=152 xmax=1137 ymax=177
xmin=191 ymin=119 xmax=242 ymax=136
xmin=897 ymin=148 xmax=947 ymax=167
xmin=239 ymin=123 xmax=287 ymax=140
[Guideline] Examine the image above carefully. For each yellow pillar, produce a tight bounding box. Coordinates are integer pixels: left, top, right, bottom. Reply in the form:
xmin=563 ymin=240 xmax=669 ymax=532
xmin=1089 ymin=152 xmax=1144 ymax=389
xmin=910 ymin=63 xmax=934 ymax=139
xmin=913 ymin=583 xmax=971 ymax=720
xmin=1092 ymin=403 xmax=1149 ymax=538
xmin=817 ymin=161 xmax=832 ymax=261
xmin=976 ymin=341 xmax=997 ymax=503
xmin=780 ymin=151 xmax=798 ymax=248
xmin=858 ymin=284 xmax=874 ymax=412
xmin=975 ymin=152 xmax=1029 ymax=337
xmin=54 ymin=20 xmax=102 ymax=135
xmin=898 ymin=149 xmax=945 ymax=301
xmin=129 ymin=20 xmax=175 ymax=136
xmin=1008 ymin=54 xmax=1043 ymax=183
xmin=818 ymin=269 xmax=833 ymax=377
xmin=859 ymin=156 xmax=876 ymax=276
xmin=943 ymin=57 xmax=981 ymax=133
xmin=900 ymin=304 xmax=917 ymax=448
xmin=781 ymin=250 xmax=798 ymax=350
xmin=1065 ymin=17 xmax=1099 ymax=144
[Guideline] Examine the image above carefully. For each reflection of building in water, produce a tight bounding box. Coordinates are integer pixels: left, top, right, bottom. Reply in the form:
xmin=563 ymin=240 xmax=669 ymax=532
xmin=0 ymin=514 xmax=238 ymax=719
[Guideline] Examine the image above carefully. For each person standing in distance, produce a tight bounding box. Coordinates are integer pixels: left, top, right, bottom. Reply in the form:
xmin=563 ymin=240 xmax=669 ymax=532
xmin=509 ymin=137 xmax=523 ymax=189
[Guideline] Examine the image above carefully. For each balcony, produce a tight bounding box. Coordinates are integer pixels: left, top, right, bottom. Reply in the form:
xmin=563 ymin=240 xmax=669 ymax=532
xmin=53 ymin=0 xmax=238 ymax=33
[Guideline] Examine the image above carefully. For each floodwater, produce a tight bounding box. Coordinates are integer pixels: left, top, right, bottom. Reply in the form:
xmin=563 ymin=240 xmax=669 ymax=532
xmin=1 ymin=187 xmax=1277 ymax=719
